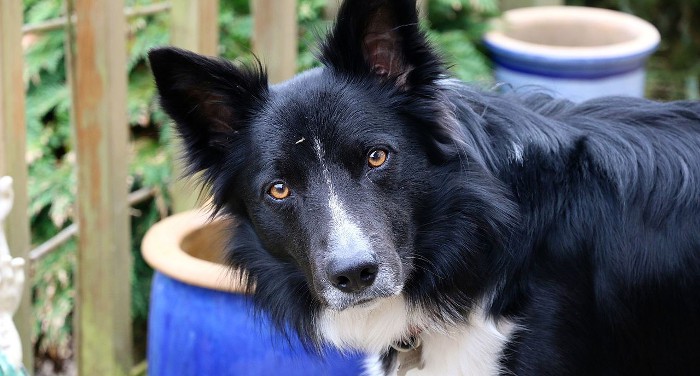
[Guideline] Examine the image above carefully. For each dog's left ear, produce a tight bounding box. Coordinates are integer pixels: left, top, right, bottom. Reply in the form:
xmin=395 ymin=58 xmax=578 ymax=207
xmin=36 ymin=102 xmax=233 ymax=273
xmin=148 ymin=47 xmax=268 ymax=179
xmin=320 ymin=0 xmax=443 ymax=89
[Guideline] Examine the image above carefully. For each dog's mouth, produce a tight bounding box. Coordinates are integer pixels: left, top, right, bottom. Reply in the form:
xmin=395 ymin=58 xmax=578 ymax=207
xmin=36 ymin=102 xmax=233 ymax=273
xmin=325 ymin=296 xmax=382 ymax=311
xmin=320 ymin=284 xmax=403 ymax=311
xmin=354 ymin=298 xmax=374 ymax=306
xmin=341 ymin=297 xmax=380 ymax=310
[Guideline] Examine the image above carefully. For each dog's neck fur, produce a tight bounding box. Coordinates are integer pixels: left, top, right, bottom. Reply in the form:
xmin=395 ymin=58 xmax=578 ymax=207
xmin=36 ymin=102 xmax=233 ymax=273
xmin=318 ymin=295 xmax=514 ymax=376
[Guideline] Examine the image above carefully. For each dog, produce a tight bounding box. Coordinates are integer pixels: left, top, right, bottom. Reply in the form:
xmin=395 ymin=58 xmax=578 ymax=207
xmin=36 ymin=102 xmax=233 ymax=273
xmin=148 ymin=0 xmax=700 ymax=374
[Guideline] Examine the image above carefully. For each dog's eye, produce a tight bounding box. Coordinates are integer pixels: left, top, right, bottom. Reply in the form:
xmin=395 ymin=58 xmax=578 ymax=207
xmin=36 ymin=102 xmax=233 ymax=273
xmin=268 ymin=182 xmax=290 ymax=200
xmin=368 ymin=149 xmax=388 ymax=168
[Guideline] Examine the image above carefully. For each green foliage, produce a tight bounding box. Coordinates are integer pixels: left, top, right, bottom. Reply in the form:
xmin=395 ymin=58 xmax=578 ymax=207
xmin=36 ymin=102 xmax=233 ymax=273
xmin=32 ymin=239 xmax=75 ymax=363
xmin=24 ymin=2 xmax=74 ymax=366
xmin=295 ymin=0 xmax=331 ymax=71
xmin=218 ymin=0 xmax=253 ymax=61
xmin=24 ymin=0 xmax=497 ymax=371
xmin=218 ymin=0 xmax=330 ymax=71
xmin=429 ymin=29 xmax=493 ymax=82
xmin=427 ymin=0 xmax=499 ymax=83
xmin=429 ymin=0 xmax=499 ymax=31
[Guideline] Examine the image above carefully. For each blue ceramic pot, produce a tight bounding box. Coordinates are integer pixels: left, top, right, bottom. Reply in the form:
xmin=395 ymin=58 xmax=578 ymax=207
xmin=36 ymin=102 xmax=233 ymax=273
xmin=483 ymin=6 xmax=660 ymax=102
xmin=142 ymin=212 xmax=364 ymax=376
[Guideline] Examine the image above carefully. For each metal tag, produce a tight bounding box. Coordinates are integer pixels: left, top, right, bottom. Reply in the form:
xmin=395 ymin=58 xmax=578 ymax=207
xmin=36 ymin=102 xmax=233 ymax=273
xmin=393 ymin=336 xmax=424 ymax=376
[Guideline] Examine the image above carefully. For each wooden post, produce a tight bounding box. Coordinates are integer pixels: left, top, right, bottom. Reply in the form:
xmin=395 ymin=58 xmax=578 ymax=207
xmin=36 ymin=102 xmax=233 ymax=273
xmin=252 ymin=0 xmax=297 ymax=84
xmin=170 ymin=0 xmax=219 ymax=56
xmin=0 ymin=0 xmax=33 ymax=373
xmin=169 ymin=0 xmax=220 ymax=212
xmin=501 ymin=0 xmax=562 ymax=10
xmin=418 ymin=0 xmax=429 ymax=18
xmin=72 ymin=0 xmax=132 ymax=374
xmin=324 ymin=0 xmax=340 ymax=20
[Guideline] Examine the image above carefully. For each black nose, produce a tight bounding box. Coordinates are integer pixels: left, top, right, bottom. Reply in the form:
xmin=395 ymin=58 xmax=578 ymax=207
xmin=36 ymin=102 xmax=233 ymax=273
xmin=327 ymin=259 xmax=378 ymax=293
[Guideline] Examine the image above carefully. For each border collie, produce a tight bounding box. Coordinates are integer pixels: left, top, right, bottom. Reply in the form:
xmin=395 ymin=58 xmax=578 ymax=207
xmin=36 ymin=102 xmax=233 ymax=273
xmin=148 ymin=0 xmax=700 ymax=374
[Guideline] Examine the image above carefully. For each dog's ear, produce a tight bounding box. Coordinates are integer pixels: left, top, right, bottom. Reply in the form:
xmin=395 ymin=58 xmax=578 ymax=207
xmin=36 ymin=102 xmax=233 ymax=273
xmin=148 ymin=47 xmax=268 ymax=174
xmin=320 ymin=0 xmax=443 ymax=88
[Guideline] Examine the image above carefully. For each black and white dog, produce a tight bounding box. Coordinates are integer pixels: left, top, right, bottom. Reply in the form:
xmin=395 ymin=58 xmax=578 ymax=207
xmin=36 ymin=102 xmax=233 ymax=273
xmin=149 ymin=0 xmax=700 ymax=374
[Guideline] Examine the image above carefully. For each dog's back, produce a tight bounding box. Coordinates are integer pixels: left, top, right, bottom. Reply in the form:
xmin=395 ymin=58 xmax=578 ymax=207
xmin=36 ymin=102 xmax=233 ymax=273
xmin=452 ymin=88 xmax=700 ymax=374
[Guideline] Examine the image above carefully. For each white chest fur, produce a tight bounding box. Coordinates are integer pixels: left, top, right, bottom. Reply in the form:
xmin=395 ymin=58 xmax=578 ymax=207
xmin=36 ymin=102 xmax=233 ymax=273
xmin=319 ymin=295 xmax=417 ymax=354
xmin=393 ymin=315 xmax=514 ymax=376
xmin=319 ymin=295 xmax=514 ymax=376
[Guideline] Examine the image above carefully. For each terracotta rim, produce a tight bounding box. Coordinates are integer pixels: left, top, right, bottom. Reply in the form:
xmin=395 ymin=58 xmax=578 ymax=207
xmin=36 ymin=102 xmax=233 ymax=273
xmin=484 ymin=6 xmax=660 ymax=60
xmin=141 ymin=210 xmax=247 ymax=293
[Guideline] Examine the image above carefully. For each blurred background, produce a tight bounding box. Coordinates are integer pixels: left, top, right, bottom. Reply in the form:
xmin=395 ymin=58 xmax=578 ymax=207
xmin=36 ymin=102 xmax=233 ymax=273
xmin=1 ymin=0 xmax=697 ymax=375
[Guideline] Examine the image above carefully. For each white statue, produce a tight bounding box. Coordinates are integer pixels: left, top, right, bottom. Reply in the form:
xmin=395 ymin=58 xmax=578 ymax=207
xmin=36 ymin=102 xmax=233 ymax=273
xmin=0 ymin=176 xmax=26 ymax=370
xmin=0 ymin=176 xmax=13 ymax=257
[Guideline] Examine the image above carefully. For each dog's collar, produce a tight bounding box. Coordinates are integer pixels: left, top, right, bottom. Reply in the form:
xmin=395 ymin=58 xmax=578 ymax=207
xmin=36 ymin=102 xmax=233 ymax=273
xmin=391 ymin=334 xmax=421 ymax=352
xmin=391 ymin=333 xmax=424 ymax=376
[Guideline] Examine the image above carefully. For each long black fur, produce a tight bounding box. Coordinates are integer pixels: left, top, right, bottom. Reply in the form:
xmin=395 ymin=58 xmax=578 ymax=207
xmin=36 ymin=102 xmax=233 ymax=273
xmin=149 ymin=0 xmax=700 ymax=373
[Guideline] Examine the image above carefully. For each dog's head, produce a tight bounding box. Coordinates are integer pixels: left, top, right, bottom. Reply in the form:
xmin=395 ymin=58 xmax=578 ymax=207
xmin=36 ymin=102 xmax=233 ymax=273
xmin=150 ymin=0 xmax=514 ymax=348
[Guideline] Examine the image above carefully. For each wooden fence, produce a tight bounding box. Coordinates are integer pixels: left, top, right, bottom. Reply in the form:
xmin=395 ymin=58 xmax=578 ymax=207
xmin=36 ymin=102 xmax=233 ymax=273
xmin=0 ymin=0 xmax=557 ymax=374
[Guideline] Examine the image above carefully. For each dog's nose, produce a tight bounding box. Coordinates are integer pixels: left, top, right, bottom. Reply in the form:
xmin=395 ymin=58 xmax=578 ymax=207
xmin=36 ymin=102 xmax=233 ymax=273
xmin=327 ymin=258 xmax=378 ymax=293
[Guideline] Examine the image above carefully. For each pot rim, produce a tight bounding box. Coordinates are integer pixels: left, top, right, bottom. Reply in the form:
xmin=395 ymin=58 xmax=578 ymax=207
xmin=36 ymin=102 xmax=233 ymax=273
xmin=483 ymin=6 xmax=660 ymax=62
xmin=141 ymin=210 xmax=247 ymax=293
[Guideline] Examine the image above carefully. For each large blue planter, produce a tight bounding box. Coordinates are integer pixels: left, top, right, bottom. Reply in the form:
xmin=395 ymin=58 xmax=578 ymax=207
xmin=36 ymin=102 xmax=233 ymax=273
xmin=143 ymin=211 xmax=364 ymax=376
xmin=483 ymin=6 xmax=660 ymax=102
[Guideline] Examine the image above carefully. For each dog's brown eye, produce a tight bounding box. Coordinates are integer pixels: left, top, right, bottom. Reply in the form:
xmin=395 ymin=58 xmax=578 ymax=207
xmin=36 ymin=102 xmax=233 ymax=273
xmin=269 ymin=182 xmax=290 ymax=200
xmin=368 ymin=149 xmax=388 ymax=168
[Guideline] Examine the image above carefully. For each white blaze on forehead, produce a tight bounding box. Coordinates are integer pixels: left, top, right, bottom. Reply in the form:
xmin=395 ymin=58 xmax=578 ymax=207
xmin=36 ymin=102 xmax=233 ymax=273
xmin=313 ymin=138 xmax=371 ymax=258
xmin=313 ymin=137 xmax=332 ymax=188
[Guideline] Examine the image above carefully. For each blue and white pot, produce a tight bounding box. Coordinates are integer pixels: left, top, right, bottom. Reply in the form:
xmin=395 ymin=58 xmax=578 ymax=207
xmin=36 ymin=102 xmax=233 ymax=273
xmin=483 ymin=6 xmax=660 ymax=102
xmin=142 ymin=211 xmax=364 ymax=376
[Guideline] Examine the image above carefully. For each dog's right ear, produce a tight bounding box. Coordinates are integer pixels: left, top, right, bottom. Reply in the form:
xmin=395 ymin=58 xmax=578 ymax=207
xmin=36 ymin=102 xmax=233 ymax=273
xmin=320 ymin=0 xmax=443 ymax=89
xmin=148 ymin=47 xmax=268 ymax=175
